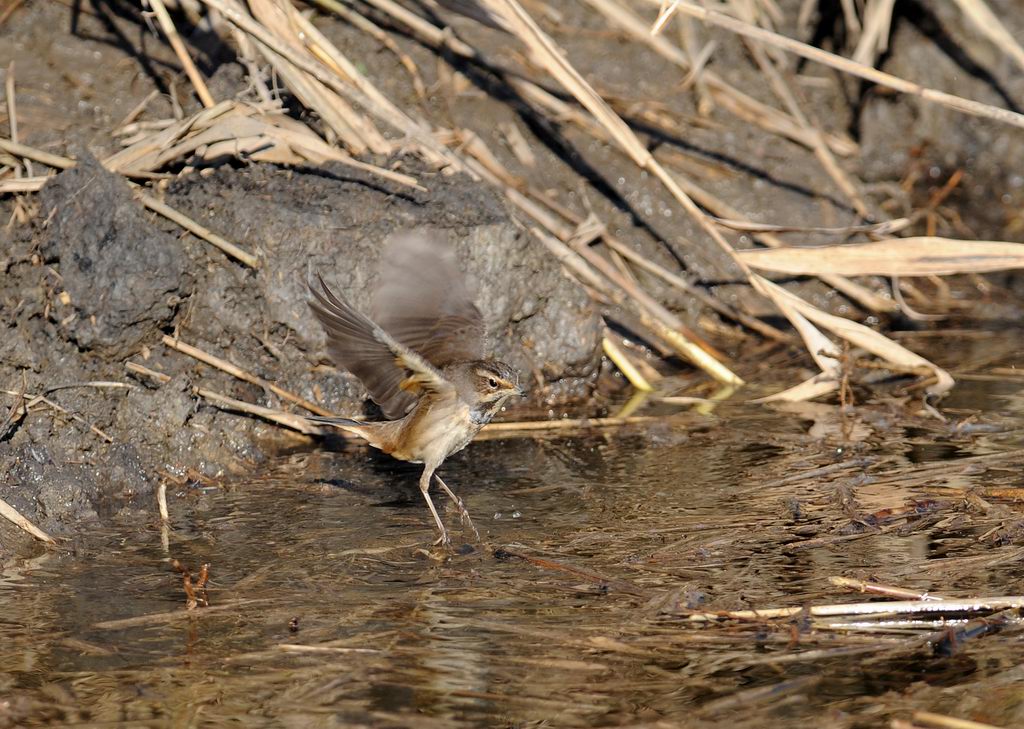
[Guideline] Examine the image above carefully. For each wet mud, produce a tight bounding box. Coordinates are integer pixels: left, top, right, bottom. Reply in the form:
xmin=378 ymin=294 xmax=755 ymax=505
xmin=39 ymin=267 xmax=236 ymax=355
xmin=0 ymin=155 xmax=601 ymax=538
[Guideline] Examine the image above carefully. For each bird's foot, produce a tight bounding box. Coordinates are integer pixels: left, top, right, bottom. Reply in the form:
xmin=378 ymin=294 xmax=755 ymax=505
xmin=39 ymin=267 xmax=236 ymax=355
xmin=434 ymin=475 xmax=481 ymax=542
xmin=452 ymin=499 xmax=480 ymax=543
xmin=432 ymin=528 xmax=451 ymax=547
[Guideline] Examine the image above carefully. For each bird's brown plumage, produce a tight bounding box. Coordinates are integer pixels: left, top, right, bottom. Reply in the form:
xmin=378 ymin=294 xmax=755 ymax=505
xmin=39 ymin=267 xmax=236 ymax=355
xmin=307 ymin=231 xmax=523 ymax=545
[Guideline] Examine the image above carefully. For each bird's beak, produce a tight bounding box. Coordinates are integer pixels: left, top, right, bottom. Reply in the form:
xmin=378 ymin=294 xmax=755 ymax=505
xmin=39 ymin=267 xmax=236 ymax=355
xmin=515 ymin=385 xmax=527 ymax=398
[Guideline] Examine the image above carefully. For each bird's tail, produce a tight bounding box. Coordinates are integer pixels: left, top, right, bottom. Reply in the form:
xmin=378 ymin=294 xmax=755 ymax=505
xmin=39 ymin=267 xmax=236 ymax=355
xmin=306 ymin=415 xmax=389 ymax=451
xmin=307 ymin=415 xmax=365 ymax=428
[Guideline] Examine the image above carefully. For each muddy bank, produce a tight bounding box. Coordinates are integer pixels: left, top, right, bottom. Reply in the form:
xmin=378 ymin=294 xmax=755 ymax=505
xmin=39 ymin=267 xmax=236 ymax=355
xmin=0 ymin=156 xmax=601 ymax=540
xmin=2 ymin=0 xmax=1024 ymax=546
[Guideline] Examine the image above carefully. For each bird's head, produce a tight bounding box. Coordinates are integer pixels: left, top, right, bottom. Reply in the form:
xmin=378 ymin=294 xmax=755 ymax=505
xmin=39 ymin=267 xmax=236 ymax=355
xmin=471 ymin=360 xmax=525 ymax=405
xmin=446 ymin=360 xmax=524 ymax=424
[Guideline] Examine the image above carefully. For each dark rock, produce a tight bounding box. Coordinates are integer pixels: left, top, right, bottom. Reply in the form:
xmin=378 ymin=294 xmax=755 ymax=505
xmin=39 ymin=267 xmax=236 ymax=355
xmin=38 ymin=153 xmax=190 ymax=357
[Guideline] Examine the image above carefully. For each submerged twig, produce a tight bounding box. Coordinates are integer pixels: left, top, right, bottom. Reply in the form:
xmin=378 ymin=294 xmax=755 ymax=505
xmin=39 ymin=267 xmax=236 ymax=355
xmin=683 ymin=596 xmax=1024 ymax=622
xmin=829 ymin=576 xmax=948 ymax=601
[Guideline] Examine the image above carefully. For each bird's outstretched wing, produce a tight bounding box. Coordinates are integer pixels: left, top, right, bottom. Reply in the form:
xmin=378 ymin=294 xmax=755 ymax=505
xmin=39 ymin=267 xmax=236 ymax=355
xmin=308 ymin=274 xmax=454 ymax=419
xmin=372 ymin=231 xmax=486 ymax=368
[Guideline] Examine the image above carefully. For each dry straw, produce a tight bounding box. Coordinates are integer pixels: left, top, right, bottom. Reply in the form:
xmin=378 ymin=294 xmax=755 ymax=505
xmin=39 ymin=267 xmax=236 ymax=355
xmin=4 ymin=0 xmax=1024 ymax=412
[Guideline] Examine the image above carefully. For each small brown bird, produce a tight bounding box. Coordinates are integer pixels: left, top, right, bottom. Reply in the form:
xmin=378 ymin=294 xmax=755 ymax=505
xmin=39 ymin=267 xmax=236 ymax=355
xmin=307 ymin=232 xmax=524 ymax=545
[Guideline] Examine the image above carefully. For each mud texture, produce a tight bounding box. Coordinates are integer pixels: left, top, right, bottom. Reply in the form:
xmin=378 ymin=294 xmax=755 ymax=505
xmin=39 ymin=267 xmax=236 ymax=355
xmin=0 ymin=156 xmax=600 ymax=541
xmin=2 ymin=0 xmax=1024 ymax=542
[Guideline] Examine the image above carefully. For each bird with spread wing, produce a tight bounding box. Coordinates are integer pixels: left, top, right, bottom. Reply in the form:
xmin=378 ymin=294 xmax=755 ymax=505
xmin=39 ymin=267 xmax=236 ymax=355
xmin=308 ymin=232 xmax=524 ymax=545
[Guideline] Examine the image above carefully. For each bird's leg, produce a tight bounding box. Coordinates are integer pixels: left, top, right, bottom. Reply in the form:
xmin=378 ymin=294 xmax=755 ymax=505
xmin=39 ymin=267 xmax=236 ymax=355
xmin=419 ymin=465 xmax=450 ymax=546
xmin=434 ymin=474 xmax=480 ymax=542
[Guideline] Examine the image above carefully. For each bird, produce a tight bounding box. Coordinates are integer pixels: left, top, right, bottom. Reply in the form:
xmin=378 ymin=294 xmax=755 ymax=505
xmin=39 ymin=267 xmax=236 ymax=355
xmin=307 ymin=231 xmax=525 ymax=546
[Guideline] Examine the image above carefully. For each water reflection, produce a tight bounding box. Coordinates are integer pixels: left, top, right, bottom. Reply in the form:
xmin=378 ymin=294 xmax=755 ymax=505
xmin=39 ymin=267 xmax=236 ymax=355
xmin=3 ymin=374 xmax=1024 ymax=726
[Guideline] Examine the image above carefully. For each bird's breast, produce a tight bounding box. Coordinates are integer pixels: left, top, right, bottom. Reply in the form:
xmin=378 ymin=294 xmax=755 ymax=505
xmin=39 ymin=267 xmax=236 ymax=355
xmin=391 ymin=398 xmax=482 ymax=464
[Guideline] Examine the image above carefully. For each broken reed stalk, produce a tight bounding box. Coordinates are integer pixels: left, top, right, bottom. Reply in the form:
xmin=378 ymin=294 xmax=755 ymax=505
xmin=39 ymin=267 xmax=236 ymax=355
xmin=828 ymin=576 xmax=948 ymax=601
xmin=0 ymin=140 xmax=261 ymax=267
xmin=0 ymin=138 xmax=74 ymax=170
xmin=0 ymin=496 xmax=56 ymax=544
xmin=602 ymin=336 xmax=654 ymax=391
xmin=682 ymin=595 xmax=1024 ymax=622
xmin=195 ymin=0 xmax=467 ymax=171
xmin=140 ymin=194 xmax=259 ymax=268
xmin=531 ymin=225 xmax=743 ymax=386
xmin=4 ymin=62 xmax=31 ymax=179
xmin=0 ymin=176 xmax=46 ymax=193
xmin=913 ymin=710 xmax=1005 ymax=729
xmin=126 ymin=361 xmax=172 ymax=384
xmin=145 ymin=0 xmax=216 ymax=108
xmin=1 ymin=388 xmax=113 ymax=442
xmin=161 ymin=334 xmax=334 ymax=416
xmin=600 ymin=236 xmax=795 ymax=343
xmin=951 ymin=0 xmax=1024 ymax=75
xmin=129 ymin=355 xmax=321 ymax=434
xmin=665 ymin=0 xmax=1024 ymax=129
xmin=193 ymin=386 xmax=323 ymax=434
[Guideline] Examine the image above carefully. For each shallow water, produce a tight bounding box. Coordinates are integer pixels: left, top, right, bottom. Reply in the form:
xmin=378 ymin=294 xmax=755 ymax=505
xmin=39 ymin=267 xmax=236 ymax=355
xmin=3 ymin=373 xmax=1024 ymax=727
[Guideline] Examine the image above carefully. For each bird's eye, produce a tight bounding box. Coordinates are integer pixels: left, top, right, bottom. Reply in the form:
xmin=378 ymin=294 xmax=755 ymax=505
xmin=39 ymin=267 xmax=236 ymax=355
xmin=487 ymin=378 xmax=499 ymax=389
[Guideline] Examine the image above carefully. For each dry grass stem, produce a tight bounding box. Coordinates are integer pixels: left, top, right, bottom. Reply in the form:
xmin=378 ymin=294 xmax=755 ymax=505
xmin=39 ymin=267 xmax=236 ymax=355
xmin=602 ymin=336 xmax=655 ymax=392
xmin=601 ymin=235 xmax=794 ymax=343
xmin=728 ymin=3 xmax=871 ymax=219
xmin=4 ymin=61 xmax=30 ymax=179
xmin=161 ymin=334 xmax=333 ymax=416
xmin=913 ymin=710 xmax=1006 ymax=729
xmin=586 ymin=0 xmax=856 ymax=156
xmin=196 ymin=0 xmax=465 ymax=170
xmin=245 ymin=0 xmax=386 ymax=154
xmin=0 ymin=138 xmax=74 ymax=170
xmin=753 ymin=276 xmax=954 ymax=396
xmin=144 ymin=0 xmax=216 ymax=108
xmin=0 ymin=176 xmax=47 ymax=193
xmin=0 ymin=496 xmax=56 ymax=544
xmin=851 ymin=0 xmax=896 ymax=67
xmin=157 ymin=481 xmax=169 ymax=522
xmin=683 ymin=595 xmax=1024 ymax=622
xmin=126 ymin=361 xmax=172 ymax=384
xmin=2 ymin=388 xmax=114 ymax=442
xmin=666 ymin=0 xmax=1024 ymax=129
xmin=829 ymin=576 xmax=948 ymax=601
xmin=140 ymin=193 xmax=259 ymax=268
xmin=739 ymin=238 xmax=1024 ymax=277
xmin=532 ymin=226 xmax=743 ymax=385
xmin=93 ymin=598 xmax=272 ymax=629
xmin=304 ymin=0 xmax=427 ymax=101
xmin=951 ymin=0 xmax=1024 ymax=75
xmin=480 ymin=414 xmax=662 ymax=434
xmin=193 ymin=386 xmax=324 ymax=434
xmin=713 ymin=216 xmax=910 ymax=235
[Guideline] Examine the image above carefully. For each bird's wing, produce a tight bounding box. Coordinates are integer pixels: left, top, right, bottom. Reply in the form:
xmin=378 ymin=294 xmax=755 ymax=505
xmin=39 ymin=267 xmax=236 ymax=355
xmin=372 ymin=231 xmax=486 ymax=368
xmin=309 ymin=274 xmax=454 ymax=419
